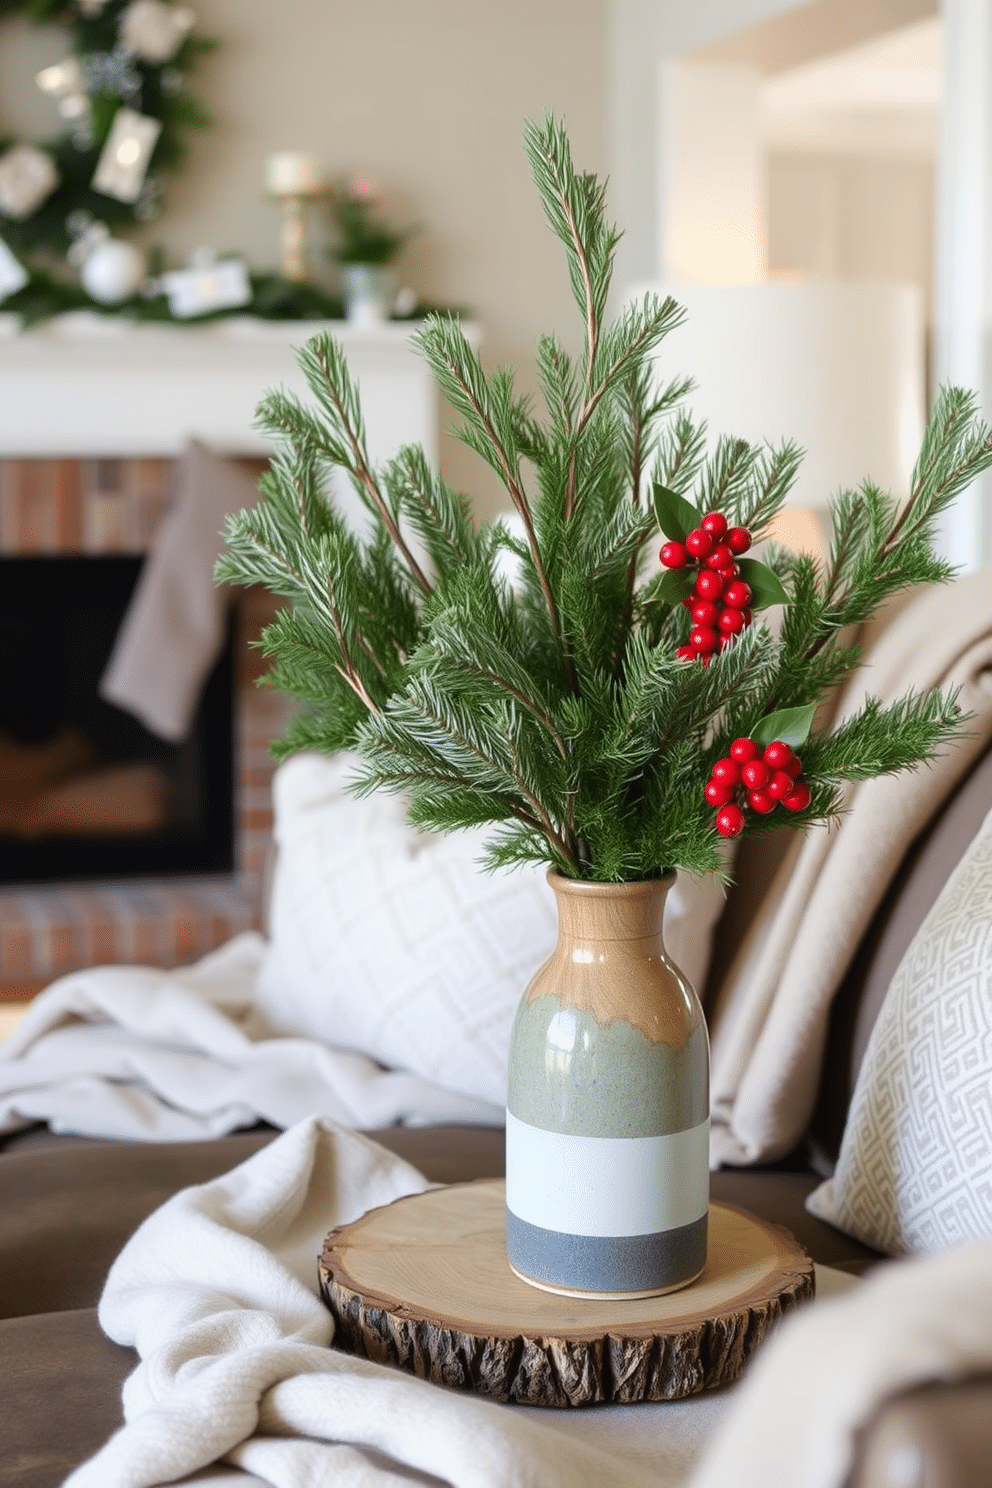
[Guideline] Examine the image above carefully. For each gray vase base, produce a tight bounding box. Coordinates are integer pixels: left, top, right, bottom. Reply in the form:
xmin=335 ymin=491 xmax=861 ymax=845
xmin=508 ymin=1260 xmax=705 ymax=1300
xmin=506 ymin=1210 xmax=708 ymax=1299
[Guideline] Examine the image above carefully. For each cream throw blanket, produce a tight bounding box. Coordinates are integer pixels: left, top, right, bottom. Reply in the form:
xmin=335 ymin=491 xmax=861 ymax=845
xmin=62 ymin=1115 xmax=992 ymax=1488
xmin=64 ymin=1117 xmax=735 ymax=1488
xmin=708 ymin=570 xmax=992 ymax=1167
xmin=0 ymin=935 xmax=502 ymax=1139
xmin=691 ymin=1237 xmax=992 ymax=1488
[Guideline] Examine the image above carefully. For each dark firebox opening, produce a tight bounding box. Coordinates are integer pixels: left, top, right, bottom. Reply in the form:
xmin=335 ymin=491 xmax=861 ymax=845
xmin=0 ymin=555 xmax=234 ymax=886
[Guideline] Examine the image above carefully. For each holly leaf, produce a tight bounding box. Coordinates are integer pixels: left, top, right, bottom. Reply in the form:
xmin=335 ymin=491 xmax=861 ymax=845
xmin=736 ymin=558 xmax=790 ymax=610
xmin=653 ymin=568 xmax=696 ymax=608
xmin=753 ymin=704 xmax=817 ymax=750
xmin=652 ymin=483 xmax=701 ymax=543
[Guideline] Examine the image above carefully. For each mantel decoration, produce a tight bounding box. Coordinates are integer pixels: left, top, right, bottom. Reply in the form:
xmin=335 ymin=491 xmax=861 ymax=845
xmin=0 ymin=0 xmax=210 ymax=301
xmin=0 ymin=4 xmax=445 ymax=326
xmin=0 ymin=1 xmax=360 ymax=325
xmin=266 ymin=150 xmax=325 ymax=284
xmin=218 ymin=116 xmax=992 ymax=1299
xmin=330 ymin=173 xmax=413 ymax=325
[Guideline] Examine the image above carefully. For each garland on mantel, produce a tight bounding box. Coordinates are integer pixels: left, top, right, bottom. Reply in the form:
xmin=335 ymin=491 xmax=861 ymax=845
xmin=1 ymin=263 xmax=351 ymax=327
xmin=0 ymin=1 xmax=435 ymax=327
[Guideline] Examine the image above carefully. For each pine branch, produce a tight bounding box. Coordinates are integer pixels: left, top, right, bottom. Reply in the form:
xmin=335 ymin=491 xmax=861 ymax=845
xmin=618 ymin=367 xmax=694 ymax=508
xmin=215 ymin=114 xmax=987 ymax=885
xmin=697 ymin=436 xmax=757 ymax=513
xmin=537 ymin=334 xmax=579 ymax=441
xmin=523 ymin=118 xmax=680 ymax=528
xmin=360 ymin=682 xmax=581 ymax=872
xmin=260 ymin=610 xmax=379 ymax=717
xmin=655 ymin=409 xmax=707 ymax=496
xmin=523 ymin=114 xmax=616 ymax=396
xmin=415 ymin=313 xmax=565 ymax=649
xmin=579 ymin=295 xmax=685 ymax=439
xmin=425 ymin=608 xmax=570 ymax=766
xmin=903 ymin=385 xmax=992 ymax=543
xmin=294 ymin=334 xmax=432 ymax=595
xmin=734 ymin=442 xmax=804 ymax=538
xmin=383 ymin=444 xmax=480 ymax=581
xmin=803 ymin=690 xmax=963 ymax=779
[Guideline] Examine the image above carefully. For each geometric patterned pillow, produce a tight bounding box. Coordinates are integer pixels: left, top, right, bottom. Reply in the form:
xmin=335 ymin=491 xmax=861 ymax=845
xmin=806 ymin=806 xmax=992 ymax=1254
xmin=254 ymin=751 xmax=557 ymax=1112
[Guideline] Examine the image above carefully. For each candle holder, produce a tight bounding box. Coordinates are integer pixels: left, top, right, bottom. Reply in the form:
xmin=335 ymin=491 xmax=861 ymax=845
xmin=266 ymin=152 xmax=325 ymax=283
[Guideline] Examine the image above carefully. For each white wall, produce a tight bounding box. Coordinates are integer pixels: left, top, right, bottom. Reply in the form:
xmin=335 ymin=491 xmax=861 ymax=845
xmin=659 ymin=62 xmax=767 ymax=282
xmin=606 ymin=0 xmax=819 ymax=289
xmin=767 ymin=153 xmax=935 ymax=321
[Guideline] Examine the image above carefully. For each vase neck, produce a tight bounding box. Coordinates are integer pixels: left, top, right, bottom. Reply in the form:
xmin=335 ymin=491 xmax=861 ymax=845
xmin=547 ymin=873 xmax=674 ymax=949
xmin=525 ymin=871 xmax=698 ymax=1045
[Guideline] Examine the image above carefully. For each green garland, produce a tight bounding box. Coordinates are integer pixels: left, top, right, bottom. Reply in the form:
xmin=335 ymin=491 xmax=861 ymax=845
xmin=0 ymin=3 xmax=448 ymax=326
xmin=0 ymin=264 xmax=350 ymax=326
xmin=0 ymin=0 xmax=213 ymax=262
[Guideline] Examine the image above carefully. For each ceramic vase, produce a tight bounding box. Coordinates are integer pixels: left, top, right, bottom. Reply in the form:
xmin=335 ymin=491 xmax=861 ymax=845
xmin=505 ymin=871 xmax=710 ymax=1299
xmin=341 ymin=263 xmax=394 ymax=325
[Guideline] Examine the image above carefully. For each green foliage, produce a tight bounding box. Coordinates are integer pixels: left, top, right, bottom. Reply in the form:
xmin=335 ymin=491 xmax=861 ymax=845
xmin=0 ymin=267 xmax=350 ymax=329
xmin=330 ymin=178 xmax=413 ymax=265
xmin=216 ymin=115 xmax=992 ymax=882
xmin=753 ymin=705 xmax=817 ymax=751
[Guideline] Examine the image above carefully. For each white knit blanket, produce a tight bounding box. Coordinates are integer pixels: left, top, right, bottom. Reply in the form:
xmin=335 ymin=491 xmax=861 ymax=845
xmin=65 ymin=1117 xmax=734 ymax=1488
xmin=0 ymin=934 xmax=501 ymax=1140
xmin=61 ymin=1116 xmax=992 ymax=1488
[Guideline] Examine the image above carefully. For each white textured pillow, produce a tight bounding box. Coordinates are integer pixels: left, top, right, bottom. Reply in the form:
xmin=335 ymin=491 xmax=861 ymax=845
xmin=807 ymin=806 xmax=992 ymax=1254
xmin=255 ymin=752 xmax=727 ymax=1109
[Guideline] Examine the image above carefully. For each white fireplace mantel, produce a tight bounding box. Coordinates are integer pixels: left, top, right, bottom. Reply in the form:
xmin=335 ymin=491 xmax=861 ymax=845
xmin=0 ymin=312 xmax=460 ymax=465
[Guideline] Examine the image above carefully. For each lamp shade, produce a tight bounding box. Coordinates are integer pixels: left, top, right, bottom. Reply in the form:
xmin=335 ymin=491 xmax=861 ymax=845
xmin=640 ymin=282 xmax=924 ymax=509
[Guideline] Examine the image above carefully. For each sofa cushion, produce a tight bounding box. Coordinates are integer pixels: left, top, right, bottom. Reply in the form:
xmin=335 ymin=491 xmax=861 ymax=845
xmin=807 ymin=806 xmax=992 ymax=1254
xmin=0 ymin=1130 xmax=275 ymax=1319
xmin=812 ymin=741 xmax=992 ymax=1163
xmin=254 ymin=752 xmax=556 ymax=1110
xmin=0 ymin=1123 xmax=506 ymax=1319
xmin=0 ymin=1309 xmax=131 ymax=1488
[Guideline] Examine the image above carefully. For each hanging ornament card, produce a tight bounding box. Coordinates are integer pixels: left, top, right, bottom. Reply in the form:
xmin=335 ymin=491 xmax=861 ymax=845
xmin=159 ymin=254 xmax=252 ymax=318
xmin=92 ymin=108 xmax=162 ymax=203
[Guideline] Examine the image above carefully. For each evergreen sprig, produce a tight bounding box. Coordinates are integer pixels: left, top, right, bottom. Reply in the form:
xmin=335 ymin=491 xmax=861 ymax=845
xmin=216 ymin=115 xmax=992 ymax=883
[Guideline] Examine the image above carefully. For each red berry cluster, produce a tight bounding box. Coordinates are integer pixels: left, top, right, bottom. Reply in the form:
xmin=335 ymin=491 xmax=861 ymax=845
xmin=659 ymin=512 xmax=754 ymax=662
xmin=705 ymin=738 xmax=812 ymax=838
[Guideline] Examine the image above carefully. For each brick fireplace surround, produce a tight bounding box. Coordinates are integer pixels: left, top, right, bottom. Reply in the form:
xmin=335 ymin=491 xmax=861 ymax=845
xmin=0 ymin=314 xmax=446 ymax=1004
xmin=0 ymin=455 xmax=293 ymax=1002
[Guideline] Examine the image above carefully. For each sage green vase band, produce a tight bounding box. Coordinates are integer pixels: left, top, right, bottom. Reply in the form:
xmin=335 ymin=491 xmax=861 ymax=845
xmin=507 ymin=997 xmax=709 ymax=1138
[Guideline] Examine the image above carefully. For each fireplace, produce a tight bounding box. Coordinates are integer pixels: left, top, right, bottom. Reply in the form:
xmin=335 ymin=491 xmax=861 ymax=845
xmin=0 ymin=316 xmax=446 ymax=1000
xmin=0 ymin=454 xmax=294 ymax=1000
xmin=0 ymin=554 xmax=234 ymax=886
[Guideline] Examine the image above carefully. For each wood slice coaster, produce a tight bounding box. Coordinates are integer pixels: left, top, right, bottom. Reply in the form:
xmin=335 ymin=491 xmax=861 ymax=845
xmin=319 ymin=1179 xmax=814 ymax=1407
